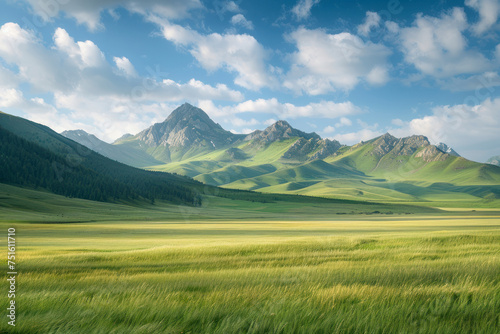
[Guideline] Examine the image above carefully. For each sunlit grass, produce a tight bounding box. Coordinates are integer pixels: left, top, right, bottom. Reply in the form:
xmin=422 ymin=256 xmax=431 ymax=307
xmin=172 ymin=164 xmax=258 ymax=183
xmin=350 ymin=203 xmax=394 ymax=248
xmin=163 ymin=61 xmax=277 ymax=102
xmin=1 ymin=216 xmax=499 ymax=333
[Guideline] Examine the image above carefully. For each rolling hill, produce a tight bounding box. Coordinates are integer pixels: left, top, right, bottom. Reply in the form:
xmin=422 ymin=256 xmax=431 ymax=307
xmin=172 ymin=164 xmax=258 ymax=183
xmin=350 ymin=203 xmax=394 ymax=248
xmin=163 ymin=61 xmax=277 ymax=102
xmin=4 ymin=111 xmax=404 ymax=213
xmin=62 ymin=130 xmax=163 ymax=167
xmin=61 ymin=103 xmax=500 ymax=206
xmin=0 ymin=112 xmax=202 ymax=205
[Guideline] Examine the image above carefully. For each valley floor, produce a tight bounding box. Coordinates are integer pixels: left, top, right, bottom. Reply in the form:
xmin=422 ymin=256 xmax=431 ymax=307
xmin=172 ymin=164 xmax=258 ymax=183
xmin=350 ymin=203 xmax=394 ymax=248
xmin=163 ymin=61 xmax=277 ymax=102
xmin=1 ymin=211 xmax=499 ymax=333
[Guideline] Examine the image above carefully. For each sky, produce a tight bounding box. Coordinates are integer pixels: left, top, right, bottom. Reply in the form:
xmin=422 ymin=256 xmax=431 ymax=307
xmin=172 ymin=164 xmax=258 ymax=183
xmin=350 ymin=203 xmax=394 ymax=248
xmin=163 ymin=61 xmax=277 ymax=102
xmin=0 ymin=0 xmax=499 ymax=162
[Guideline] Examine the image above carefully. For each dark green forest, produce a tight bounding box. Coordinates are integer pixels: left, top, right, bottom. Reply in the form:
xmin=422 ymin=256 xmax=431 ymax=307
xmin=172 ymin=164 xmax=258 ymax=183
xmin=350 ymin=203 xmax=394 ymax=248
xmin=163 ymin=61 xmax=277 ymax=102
xmin=0 ymin=126 xmax=201 ymax=205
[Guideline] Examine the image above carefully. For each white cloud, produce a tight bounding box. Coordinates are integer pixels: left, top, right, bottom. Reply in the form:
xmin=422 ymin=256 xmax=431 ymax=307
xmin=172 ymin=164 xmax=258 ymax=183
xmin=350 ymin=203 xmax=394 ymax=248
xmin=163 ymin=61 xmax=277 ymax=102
xmin=228 ymin=117 xmax=260 ymax=127
xmin=466 ymin=0 xmax=500 ymax=35
xmin=284 ymin=27 xmax=391 ymax=94
xmin=231 ymin=14 xmax=254 ymax=30
xmin=113 ymin=56 xmax=137 ymax=78
xmin=198 ymin=98 xmax=362 ymax=122
xmin=0 ymin=23 xmax=245 ymax=142
xmin=0 ymin=23 xmax=77 ymax=92
xmin=385 ymin=21 xmax=400 ymax=34
xmin=264 ymin=118 xmax=277 ymax=126
xmin=389 ymin=98 xmax=500 ymax=162
xmin=399 ymin=8 xmax=492 ymax=78
xmin=440 ymin=71 xmax=500 ymax=91
xmin=357 ymin=11 xmax=381 ymax=37
xmin=323 ymin=125 xmax=335 ymax=133
xmin=229 ymin=127 xmax=255 ymax=134
xmin=0 ymin=65 xmax=19 ymax=88
xmin=152 ymin=18 xmax=274 ymax=90
xmin=224 ymin=1 xmax=241 ymax=13
xmin=331 ymin=129 xmax=383 ymax=145
xmin=391 ymin=118 xmax=405 ymax=126
xmin=335 ymin=117 xmax=352 ymax=127
xmin=23 ymin=0 xmax=203 ymax=31
xmin=292 ymin=0 xmax=321 ymax=21
xmin=0 ymin=88 xmax=80 ymax=133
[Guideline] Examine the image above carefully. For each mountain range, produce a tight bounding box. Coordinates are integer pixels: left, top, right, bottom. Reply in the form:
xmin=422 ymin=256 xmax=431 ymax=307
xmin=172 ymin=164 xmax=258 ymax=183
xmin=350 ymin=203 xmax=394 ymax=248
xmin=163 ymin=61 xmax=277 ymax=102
xmin=61 ymin=103 xmax=500 ymax=205
xmin=488 ymin=155 xmax=500 ymax=167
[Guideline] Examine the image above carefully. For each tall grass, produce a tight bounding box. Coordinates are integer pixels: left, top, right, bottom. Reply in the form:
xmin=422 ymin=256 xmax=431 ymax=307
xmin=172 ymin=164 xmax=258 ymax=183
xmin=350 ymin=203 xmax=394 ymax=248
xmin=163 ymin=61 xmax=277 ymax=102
xmin=1 ymin=219 xmax=499 ymax=333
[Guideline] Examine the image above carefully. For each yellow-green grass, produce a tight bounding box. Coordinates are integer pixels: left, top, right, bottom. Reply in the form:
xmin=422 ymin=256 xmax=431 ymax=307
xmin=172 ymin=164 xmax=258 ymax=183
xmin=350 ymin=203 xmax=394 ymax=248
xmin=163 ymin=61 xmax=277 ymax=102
xmin=1 ymin=215 xmax=499 ymax=333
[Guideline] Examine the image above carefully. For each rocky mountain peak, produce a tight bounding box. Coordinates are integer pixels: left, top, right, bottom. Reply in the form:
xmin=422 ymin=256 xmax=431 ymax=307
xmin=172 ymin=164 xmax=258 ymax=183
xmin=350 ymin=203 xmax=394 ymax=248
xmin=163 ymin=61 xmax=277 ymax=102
xmin=371 ymin=133 xmax=431 ymax=157
xmin=436 ymin=142 xmax=460 ymax=157
xmin=62 ymin=130 xmax=103 ymax=149
xmin=135 ymin=103 xmax=234 ymax=148
xmin=126 ymin=103 xmax=240 ymax=161
xmin=165 ymin=103 xmax=213 ymax=125
xmin=113 ymin=133 xmax=133 ymax=144
xmin=246 ymin=120 xmax=320 ymax=143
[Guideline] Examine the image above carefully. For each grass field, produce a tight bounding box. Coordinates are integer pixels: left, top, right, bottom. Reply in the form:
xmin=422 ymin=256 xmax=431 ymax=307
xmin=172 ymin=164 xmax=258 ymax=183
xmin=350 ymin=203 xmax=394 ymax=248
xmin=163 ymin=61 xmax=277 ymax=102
xmin=1 ymin=208 xmax=499 ymax=333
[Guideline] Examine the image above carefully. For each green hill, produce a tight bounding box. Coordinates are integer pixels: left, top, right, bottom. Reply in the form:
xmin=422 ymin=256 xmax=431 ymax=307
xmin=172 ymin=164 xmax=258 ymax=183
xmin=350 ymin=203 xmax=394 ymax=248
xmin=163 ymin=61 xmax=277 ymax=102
xmin=151 ymin=131 xmax=500 ymax=207
xmin=48 ymin=104 xmax=500 ymax=207
xmin=0 ymin=113 xmax=202 ymax=205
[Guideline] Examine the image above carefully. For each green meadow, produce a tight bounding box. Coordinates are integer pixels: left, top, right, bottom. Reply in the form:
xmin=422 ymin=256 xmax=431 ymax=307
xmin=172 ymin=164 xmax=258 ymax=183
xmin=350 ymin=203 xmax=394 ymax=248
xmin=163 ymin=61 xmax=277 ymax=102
xmin=1 ymin=185 xmax=499 ymax=333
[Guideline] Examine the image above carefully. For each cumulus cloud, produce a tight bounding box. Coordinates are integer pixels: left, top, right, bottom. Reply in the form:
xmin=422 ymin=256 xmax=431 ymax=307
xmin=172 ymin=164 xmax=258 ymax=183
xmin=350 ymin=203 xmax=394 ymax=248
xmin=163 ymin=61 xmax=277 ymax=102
xmin=231 ymin=14 xmax=254 ymax=30
xmin=323 ymin=125 xmax=335 ymax=133
xmin=466 ymin=0 xmax=500 ymax=35
xmin=284 ymin=27 xmax=391 ymax=94
xmin=229 ymin=117 xmax=260 ymax=127
xmin=389 ymin=98 xmax=500 ymax=162
xmin=223 ymin=1 xmax=241 ymax=13
xmin=331 ymin=129 xmax=383 ymax=145
xmin=399 ymin=7 xmax=492 ymax=78
xmin=357 ymin=11 xmax=381 ymax=36
xmin=152 ymin=18 xmax=275 ymax=90
xmin=440 ymin=71 xmax=500 ymax=91
xmin=0 ymin=88 xmax=82 ymax=133
xmin=198 ymin=98 xmax=362 ymax=121
xmin=22 ymin=0 xmax=203 ymax=31
xmin=292 ymin=0 xmax=321 ymax=21
xmin=0 ymin=23 xmax=77 ymax=92
xmin=264 ymin=118 xmax=277 ymax=126
xmin=113 ymin=56 xmax=137 ymax=78
xmin=0 ymin=23 xmax=244 ymax=141
xmin=335 ymin=117 xmax=352 ymax=127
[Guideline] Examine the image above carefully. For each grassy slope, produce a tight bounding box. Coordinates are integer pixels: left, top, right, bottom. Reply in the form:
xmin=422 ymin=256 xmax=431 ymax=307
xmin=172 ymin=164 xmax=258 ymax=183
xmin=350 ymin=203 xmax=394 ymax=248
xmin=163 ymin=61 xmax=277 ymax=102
xmin=149 ymin=137 xmax=500 ymax=207
xmin=0 ymin=183 xmax=438 ymax=224
xmin=1 ymin=179 xmax=498 ymax=333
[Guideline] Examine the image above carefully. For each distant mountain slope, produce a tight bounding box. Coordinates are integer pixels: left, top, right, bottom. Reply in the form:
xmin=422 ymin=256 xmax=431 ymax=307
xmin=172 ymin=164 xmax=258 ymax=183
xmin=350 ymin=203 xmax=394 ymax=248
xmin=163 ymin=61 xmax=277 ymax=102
xmin=436 ymin=142 xmax=460 ymax=157
xmin=115 ymin=103 xmax=244 ymax=162
xmin=326 ymin=133 xmax=500 ymax=186
xmin=154 ymin=130 xmax=500 ymax=204
xmin=0 ymin=113 xmax=202 ymax=205
xmin=51 ymin=103 xmax=500 ymax=206
xmin=488 ymin=155 xmax=500 ymax=166
xmin=62 ymin=130 xmax=163 ymax=167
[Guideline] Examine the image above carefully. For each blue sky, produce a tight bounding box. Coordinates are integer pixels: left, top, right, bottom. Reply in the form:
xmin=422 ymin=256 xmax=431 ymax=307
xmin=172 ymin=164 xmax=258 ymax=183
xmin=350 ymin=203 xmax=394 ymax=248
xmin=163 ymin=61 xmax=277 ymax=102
xmin=0 ymin=0 xmax=499 ymax=162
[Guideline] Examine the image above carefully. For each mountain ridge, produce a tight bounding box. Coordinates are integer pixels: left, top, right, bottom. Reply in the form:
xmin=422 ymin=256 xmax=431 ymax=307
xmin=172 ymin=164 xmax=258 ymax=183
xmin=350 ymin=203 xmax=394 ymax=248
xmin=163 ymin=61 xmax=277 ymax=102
xmin=55 ymin=103 xmax=499 ymax=205
xmin=0 ymin=112 xmax=202 ymax=205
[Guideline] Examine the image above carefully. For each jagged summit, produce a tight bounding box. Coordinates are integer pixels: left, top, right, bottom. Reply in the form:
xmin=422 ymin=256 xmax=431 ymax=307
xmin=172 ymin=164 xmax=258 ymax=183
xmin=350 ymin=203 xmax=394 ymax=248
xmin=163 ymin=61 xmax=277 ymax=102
xmin=114 ymin=133 xmax=133 ymax=144
xmin=164 ymin=103 xmax=213 ymax=124
xmin=436 ymin=142 xmax=460 ymax=157
xmin=135 ymin=103 xmax=235 ymax=148
xmin=62 ymin=130 xmax=105 ymax=149
xmin=116 ymin=103 xmax=240 ymax=162
xmin=245 ymin=120 xmax=320 ymax=143
xmin=371 ymin=133 xmax=431 ymax=157
xmin=61 ymin=129 xmax=162 ymax=167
